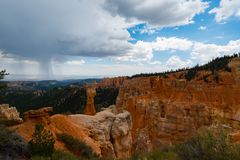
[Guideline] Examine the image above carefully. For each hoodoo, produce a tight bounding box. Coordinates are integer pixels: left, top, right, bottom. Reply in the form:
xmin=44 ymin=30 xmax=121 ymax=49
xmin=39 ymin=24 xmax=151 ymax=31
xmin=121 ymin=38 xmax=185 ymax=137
xmin=84 ymin=82 xmax=97 ymax=115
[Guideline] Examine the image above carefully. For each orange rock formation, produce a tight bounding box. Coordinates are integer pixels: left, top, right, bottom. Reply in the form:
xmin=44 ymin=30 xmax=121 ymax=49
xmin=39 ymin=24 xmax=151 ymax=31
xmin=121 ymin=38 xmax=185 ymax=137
xmin=84 ymin=83 xmax=96 ymax=115
xmin=116 ymin=57 xmax=240 ymax=153
xmin=0 ymin=104 xmax=23 ymax=124
xmin=97 ymin=76 xmax=127 ymax=88
xmin=12 ymin=57 xmax=240 ymax=158
xmin=14 ymin=106 xmax=132 ymax=158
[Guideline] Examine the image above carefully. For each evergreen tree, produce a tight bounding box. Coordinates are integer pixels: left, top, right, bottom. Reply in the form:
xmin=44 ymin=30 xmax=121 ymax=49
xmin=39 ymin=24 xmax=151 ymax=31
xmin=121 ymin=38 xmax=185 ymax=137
xmin=0 ymin=69 xmax=8 ymax=80
xmin=0 ymin=69 xmax=8 ymax=91
xmin=28 ymin=124 xmax=55 ymax=157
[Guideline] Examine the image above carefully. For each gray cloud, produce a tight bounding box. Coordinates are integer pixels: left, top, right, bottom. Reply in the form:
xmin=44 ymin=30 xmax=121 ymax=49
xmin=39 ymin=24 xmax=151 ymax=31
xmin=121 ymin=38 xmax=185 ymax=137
xmin=0 ymin=0 xmax=209 ymax=78
xmin=103 ymin=0 xmax=209 ymax=27
xmin=0 ymin=0 xmax=132 ymax=78
xmin=0 ymin=0 xmax=131 ymax=59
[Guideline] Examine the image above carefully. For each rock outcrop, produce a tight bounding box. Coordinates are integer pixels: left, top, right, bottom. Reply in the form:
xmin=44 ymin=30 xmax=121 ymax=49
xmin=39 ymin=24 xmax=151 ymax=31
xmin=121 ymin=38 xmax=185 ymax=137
xmin=110 ymin=110 xmax=132 ymax=158
xmin=97 ymin=76 xmax=127 ymax=88
xmin=0 ymin=104 xmax=23 ymax=124
xmin=23 ymin=107 xmax=53 ymax=124
xmin=84 ymin=84 xmax=96 ymax=115
xmin=15 ymin=106 xmax=132 ymax=159
xmin=70 ymin=106 xmax=132 ymax=158
xmin=116 ymin=58 xmax=240 ymax=153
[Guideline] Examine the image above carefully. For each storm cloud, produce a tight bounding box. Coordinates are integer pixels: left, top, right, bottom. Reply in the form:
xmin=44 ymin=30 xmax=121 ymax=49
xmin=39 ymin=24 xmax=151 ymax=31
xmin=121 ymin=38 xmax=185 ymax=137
xmin=0 ymin=0 xmax=211 ymax=78
xmin=0 ymin=0 xmax=131 ymax=59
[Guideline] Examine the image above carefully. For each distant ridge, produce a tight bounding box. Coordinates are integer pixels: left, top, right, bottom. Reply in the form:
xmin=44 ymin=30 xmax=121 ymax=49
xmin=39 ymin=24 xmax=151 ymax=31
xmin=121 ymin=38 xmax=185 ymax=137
xmin=130 ymin=53 xmax=240 ymax=79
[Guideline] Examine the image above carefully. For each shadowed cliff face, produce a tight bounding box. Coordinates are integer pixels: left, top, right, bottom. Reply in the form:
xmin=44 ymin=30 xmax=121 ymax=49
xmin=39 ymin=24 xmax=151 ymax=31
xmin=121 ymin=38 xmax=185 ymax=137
xmin=116 ymin=57 xmax=240 ymax=154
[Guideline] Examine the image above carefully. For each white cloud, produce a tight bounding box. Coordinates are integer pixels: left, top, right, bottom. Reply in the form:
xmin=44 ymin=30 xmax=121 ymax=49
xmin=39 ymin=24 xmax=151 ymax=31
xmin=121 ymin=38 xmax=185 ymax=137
xmin=65 ymin=60 xmax=85 ymax=65
xmin=56 ymin=63 xmax=169 ymax=77
xmin=113 ymin=41 xmax=153 ymax=62
xmin=115 ymin=37 xmax=240 ymax=66
xmin=148 ymin=61 xmax=162 ymax=65
xmin=209 ymin=0 xmax=240 ymax=22
xmin=153 ymin=37 xmax=193 ymax=51
xmin=114 ymin=37 xmax=193 ymax=62
xmin=191 ymin=40 xmax=240 ymax=63
xmin=2 ymin=33 xmax=240 ymax=78
xmin=0 ymin=0 xmax=212 ymax=79
xmin=104 ymin=0 xmax=209 ymax=27
xmin=0 ymin=0 xmax=209 ymax=64
xmin=166 ymin=55 xmax=192 ymax=69
xmin=199 ymin=26 xmax=207 ymax=30
xmin=140 ymin=27 xmax=156 ymax=35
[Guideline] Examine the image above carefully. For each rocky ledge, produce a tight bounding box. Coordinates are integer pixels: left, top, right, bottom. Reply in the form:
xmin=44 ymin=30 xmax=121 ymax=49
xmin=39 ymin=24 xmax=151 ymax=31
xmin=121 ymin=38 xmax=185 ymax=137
xmin=14 ymin=105 xmax=132 ymax=159
xmin=0 ymin=104 xmax=23 ymax=124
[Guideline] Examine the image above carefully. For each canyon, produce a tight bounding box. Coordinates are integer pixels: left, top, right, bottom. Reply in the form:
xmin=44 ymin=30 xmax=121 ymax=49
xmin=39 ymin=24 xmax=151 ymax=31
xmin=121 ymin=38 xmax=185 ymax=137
xmin=2 ymin=57 xmax=240 ymax=159
xmin=115 ymin=57 xmax=240 ymax=153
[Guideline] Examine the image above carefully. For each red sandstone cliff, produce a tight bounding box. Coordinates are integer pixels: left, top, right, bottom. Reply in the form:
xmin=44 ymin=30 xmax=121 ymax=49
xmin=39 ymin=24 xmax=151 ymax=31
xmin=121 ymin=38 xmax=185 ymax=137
xmin=11 ymin=57 xmax=240 ymax=158
xmin=13 ymin=106 xmax=132 ymax=159
xmin=115 ymin=57 xmax=240 ymax=153
xmin=97 ymin=76 xmax=127 ymax=88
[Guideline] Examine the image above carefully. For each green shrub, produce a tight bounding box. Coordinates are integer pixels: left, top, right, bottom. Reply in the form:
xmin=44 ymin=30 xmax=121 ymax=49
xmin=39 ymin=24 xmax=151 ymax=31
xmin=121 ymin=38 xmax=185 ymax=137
xmin=185 ymin=68 xmax=198 ymax=81
xmin=51 ymin=150 xmax=80 ymax=160
xmin=175 ymin=127 xmax=240 ymax=160
xmin=57 ymin=133 xmax=99 ymax=159
xmin=140 ymin=150 xmax=178 ymax=160
xmin=28 ymin=124 xmax=55 ymax=157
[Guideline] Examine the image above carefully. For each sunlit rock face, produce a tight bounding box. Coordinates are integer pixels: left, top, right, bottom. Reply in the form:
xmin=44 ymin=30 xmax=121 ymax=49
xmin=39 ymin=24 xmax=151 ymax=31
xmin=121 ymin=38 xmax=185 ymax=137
xmin=110 ymin=109 xmax=132 ymax=158
xmin=97 ymin=77 xmax=127 ymax=88
xmin=23 ymin=107 xmax=53 ymax=124
xmin=116 ymin=58 xmax=240 ymax=154
xmin=84 ymin=84 xmax=97 ymax=115
xmin=0 ymin=104 xmax=23 ymax=124
xmin=15 ymin=106 xmax=132 ymax=159
xmin=70 ymin=106 xmax=132 ymax=159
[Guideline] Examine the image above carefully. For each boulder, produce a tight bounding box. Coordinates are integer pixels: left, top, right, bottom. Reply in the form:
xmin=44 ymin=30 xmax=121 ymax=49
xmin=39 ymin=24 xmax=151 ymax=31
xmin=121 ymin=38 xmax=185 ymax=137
xmin=0 ymin=104 xmax=23 ymax=124
xmin=70 ymin=105 xmax=132 ymax=158
xmin=23 ymin=107 xmax=53 ymax=124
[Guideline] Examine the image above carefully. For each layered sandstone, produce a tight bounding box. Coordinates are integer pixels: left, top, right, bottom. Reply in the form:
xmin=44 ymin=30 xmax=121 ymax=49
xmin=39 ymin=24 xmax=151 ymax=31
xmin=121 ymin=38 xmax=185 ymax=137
xmin=116 ymin=58 xmax=240 ymax=153
xmin=71 ymin=106 xmax=132 ymax=158
xmin=14 ymin=106 xmax=132 ymax=159
xmin=97 ymin=76 xmax=127 ymax=88
xmin=0 ymin=104 xmax=23 ymax=124
xmin=84 ymin=84 xmax=96 ymax=115
xmin=23 ymin=107 xmax=53 ymax=124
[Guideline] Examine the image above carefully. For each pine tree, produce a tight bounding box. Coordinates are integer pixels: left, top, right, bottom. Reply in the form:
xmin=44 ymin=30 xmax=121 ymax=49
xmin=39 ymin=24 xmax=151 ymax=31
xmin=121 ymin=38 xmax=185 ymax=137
xmin=0 ymin=69 xmax=8 ymax=80
xmin=28 ymin=124 xmax=55 ymax=157
xmin=0 ymin=70 xmax=8 ymax=99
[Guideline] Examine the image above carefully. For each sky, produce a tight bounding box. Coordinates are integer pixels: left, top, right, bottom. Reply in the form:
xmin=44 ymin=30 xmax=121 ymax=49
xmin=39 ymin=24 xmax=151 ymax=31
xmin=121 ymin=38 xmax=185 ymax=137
xmin=0 ymin=0 xmax=240 ymax=80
